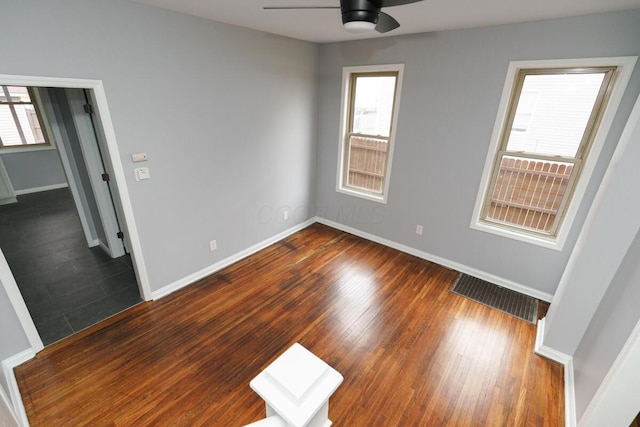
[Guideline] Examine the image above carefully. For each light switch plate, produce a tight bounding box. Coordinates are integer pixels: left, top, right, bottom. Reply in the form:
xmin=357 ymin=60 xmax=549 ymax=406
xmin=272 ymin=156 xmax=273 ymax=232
xmin=134 ymin=167 xmax=150 ymax=181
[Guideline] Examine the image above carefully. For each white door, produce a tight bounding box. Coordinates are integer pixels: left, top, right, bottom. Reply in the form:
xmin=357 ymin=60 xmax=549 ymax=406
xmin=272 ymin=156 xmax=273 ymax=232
xmin=66 ymin=89 xmax=125 ymax=258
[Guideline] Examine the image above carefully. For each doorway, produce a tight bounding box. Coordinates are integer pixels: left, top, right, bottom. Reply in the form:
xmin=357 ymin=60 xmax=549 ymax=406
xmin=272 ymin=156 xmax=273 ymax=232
xmin=0 ymin=188 xmax=139 ymax=345
xmin=0 ymin=75 xmax=150 ymax=350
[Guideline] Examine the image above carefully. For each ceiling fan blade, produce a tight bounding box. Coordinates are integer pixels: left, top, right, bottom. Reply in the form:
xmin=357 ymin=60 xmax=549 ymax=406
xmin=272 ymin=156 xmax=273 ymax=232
xmin=263 ymin=6 xmax=340 ymax=9
xmin=379 ymin=0 xmax=423 ymax=7
xmin=375 ymin=11 xmax=400 ymax=33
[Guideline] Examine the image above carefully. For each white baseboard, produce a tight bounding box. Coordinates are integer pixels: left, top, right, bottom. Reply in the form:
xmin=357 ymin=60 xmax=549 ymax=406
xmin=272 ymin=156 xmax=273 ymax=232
xmin=14 ymin=183 xmax=68 ymax=196
xmin=534 ymin=317 xmax=576 ymax=427
xmin=152 ymin=219 xmax=317 ymax=300
xmin=315 ymin=217 xmax=554 ymax=302
xmin=2 ymin=349 xmax=36 ymax=427
xmin=0 ymin=197 xmax=17 ymax=206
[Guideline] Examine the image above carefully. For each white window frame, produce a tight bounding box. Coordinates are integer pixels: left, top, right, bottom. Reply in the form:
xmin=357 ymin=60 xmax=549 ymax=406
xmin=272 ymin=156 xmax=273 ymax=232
xmin=470 ymin=57 xmax=637 ymax=251
xmin=336 ymin=64 xmax=404 ymax=204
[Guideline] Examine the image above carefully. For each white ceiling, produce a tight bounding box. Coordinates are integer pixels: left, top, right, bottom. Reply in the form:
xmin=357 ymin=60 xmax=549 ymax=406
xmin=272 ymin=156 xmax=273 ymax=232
xmin=129 ymin=0 xmax=640 ymax=43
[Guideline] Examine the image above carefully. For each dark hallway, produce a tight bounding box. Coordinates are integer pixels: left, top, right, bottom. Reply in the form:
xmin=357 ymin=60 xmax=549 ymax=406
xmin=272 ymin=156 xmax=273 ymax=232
xmin=0 ymin=188 xmax=141 ymax=345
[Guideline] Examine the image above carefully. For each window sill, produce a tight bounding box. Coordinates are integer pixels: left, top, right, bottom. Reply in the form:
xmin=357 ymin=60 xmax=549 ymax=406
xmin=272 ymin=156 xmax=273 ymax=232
xmin=0 ymin=145 xmax=56 ymax=154
xmin=337 ymin=186 xmax=387 ymax=204
xmin=470 ymin=219 xmax=564 ymax=251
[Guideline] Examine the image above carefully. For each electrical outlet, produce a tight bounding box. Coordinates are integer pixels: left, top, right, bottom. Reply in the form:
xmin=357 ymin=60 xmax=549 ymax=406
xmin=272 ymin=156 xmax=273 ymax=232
xmin=416 ymin=225 xmax=423 ymax=235
xmin=209 ymin=240 xmax=217 ymax=251
xmin=283 ymin=210 xmax=289 ymax=221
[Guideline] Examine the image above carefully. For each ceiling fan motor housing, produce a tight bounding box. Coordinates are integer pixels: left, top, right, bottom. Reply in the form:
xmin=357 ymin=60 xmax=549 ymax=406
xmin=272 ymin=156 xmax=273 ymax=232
xmin=341 ymin=0 xmax=381 ymax=25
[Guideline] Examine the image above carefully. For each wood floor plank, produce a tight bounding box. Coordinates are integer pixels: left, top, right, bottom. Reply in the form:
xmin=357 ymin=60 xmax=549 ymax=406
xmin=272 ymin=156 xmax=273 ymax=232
xmin=15 ymin=224 xmax=564 ymax=426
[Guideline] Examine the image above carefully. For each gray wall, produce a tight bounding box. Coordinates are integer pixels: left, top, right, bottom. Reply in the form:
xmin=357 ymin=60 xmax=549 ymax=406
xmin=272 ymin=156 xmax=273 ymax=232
xmin=0 ymin=150 xmax=66 ymax=192
xmin=573 ymin=230 xmax=640 ymax=420
xmin=0 ymin=0 xmax=319 ymax=294
xmin=315 ymin=11 xmax=640 ymax=296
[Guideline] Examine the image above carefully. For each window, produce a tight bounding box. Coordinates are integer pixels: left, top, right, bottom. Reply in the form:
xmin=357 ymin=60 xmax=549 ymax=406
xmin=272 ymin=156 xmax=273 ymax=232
xmin=471 ymin=57 xmax=637 ymax=250
xmin=0 ymin=85 xmax=51 ymax=149
xmin=337 ymin=64 xmax=403 ymax=203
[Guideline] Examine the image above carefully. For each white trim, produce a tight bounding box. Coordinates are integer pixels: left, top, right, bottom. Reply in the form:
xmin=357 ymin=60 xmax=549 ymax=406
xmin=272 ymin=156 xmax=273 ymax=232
xmin=315 ymin=217 xmax=553 ymax=302
xmin=0 ymin=379 xmax=20 ymax=427
xmin=0 ymin=74 xmax=151 ymax=303
xmin=470 ymin=56 xmax=637 ymax=251
xmin=534 ymin=317 xmax=576 ymax=427
xmin=0 ymin=249 xmax=43 ymax=353
xmin=152 ymin=219 xmax=317 ymax=300
xmin=2 ymin=349 xmax=36 ymax=427
xmin=90 ymin=82 xmax=151 ymax=301
xmin=13 ymin=183 xmax=68 ymax=196
xmin=578 ymin=317 xmax=640 ymax=426
xmin=335 ymin=64 xmax=404 ymax=205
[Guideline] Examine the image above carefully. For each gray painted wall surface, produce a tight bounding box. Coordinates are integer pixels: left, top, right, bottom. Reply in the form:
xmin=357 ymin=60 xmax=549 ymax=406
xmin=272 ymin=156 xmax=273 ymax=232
xmin=315 ymin=11 xmax=640 ymax=296
xmin=572 ymin=230 xmax=640 ymax=420
xmin=0 ymin=0 xmax=318 ymax=294
xmin=0 ymin=150 xmax=66 ymax=192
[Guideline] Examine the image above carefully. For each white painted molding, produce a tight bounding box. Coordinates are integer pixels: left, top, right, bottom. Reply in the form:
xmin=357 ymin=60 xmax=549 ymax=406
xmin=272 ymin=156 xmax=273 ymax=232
xmin=152 ymin=219 xmax=317 ymax=300
xmin=316 ymin=217 xmax=554 ymax=302
xmin=0 ymin=380 xmax=20 ymax=427
xmin=2 ymin=349 xmax=36 ymax=427
xmin=564 ymin=358 xmax=577 ymax=427
xmin=13 ymin=183 xmax=68 ymax=196
xmin=534 ymin=317 xmax=576 ymax=427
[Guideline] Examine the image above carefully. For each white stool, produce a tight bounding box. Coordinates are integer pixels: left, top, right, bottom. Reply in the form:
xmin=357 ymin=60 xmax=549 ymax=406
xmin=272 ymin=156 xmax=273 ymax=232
xmin=248 ymin=343 xmax=343 ymax=427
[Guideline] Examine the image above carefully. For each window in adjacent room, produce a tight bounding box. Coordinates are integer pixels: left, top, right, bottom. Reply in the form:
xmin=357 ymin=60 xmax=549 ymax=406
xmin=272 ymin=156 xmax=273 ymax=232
xmin=337 ymin=64 xmax=403 ymax=203
xmin=471 ymin=57 xmax=637 ymax=250
xmin=0 ymin=85 xmax=51 ymax=149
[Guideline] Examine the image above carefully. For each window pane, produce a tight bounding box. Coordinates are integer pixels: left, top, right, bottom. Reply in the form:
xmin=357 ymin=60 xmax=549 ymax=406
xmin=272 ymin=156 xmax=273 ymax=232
xmin=487 ymin=155 xmax=575 ymax=233
xmin=506 ymin=73 xmax=605 ymax=157
xmin=347 ymin=135 xmax=388 ymax=193
xmin=352 ymin=76 xmax=396 ymax=137
xmin=0 ymin=104 xmax=41 ymax=146
xmin=0 ymin=105 xmax=24 ymax=146
xmin=0 ymin=86 xmax=31 ymax=103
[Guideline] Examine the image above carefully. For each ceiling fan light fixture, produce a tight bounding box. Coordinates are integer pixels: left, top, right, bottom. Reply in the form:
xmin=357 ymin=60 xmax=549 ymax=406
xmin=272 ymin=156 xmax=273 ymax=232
xmin=343 ymin=20 xmax=376 ymax=32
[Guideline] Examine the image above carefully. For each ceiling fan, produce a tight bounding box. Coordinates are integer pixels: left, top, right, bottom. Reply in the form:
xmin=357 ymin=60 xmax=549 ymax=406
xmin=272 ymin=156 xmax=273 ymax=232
xmin=264 ymin=0 xmax=424 ymax=34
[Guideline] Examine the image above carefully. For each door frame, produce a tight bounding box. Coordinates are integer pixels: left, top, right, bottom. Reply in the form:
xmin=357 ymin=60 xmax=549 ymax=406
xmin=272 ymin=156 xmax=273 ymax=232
xmin=0 ymin=74 xmax=152 ymax=352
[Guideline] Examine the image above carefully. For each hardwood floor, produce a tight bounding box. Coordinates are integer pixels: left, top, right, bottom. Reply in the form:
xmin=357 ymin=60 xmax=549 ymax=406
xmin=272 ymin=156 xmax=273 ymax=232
xmin=15 ymin=224 xmax=564 ymax=426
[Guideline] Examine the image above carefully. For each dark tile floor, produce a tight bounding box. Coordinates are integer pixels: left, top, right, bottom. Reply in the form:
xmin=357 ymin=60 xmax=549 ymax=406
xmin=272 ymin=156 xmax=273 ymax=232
xmin=0 ymin=188 xmax=141 ymax=346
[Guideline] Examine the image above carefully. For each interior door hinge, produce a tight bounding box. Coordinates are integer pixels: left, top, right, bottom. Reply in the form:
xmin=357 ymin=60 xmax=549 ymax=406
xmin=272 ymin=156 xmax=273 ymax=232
xmin=101 ymin=173 xmax=110 ymax=182
xmin=83 ymin=104 xmax=94 ymax=114
xmin=117 ymin=231 xmax=124 ymax=240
